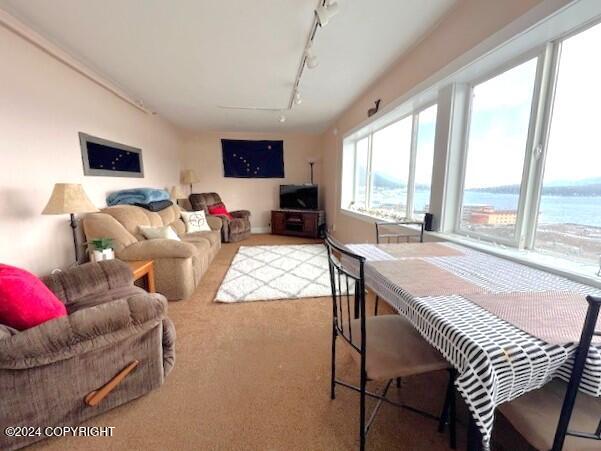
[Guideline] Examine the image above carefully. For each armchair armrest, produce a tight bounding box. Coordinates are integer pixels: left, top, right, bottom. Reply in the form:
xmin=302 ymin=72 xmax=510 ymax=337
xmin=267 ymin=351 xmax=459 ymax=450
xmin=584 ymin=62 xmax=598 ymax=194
xmin=117 ymin=239 xmax=197 ymax=261
xmin=0 ymin=293 xmax=167 ymax=370
xmin=231 ymin=210 xmax=251 ymax=219
xmin=206 ymin=215 xmax=223 ymax=231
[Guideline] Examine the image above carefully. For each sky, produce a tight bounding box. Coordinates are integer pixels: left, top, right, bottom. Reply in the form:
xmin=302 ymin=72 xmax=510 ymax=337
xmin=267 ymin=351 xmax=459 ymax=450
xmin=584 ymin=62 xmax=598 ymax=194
xmin=465 ymin=21 xmax=601 ymax=189
xmin=543 ymin=21 xmax=601 ymax=185
xmin=463 ymin=57 xmax=537 ymax=189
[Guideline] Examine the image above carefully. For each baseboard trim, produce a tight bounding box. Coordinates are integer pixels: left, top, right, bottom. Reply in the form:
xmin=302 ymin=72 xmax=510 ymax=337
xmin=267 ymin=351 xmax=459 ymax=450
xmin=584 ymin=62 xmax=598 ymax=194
xmin=251 ymin=227 xmax=271 ymax=234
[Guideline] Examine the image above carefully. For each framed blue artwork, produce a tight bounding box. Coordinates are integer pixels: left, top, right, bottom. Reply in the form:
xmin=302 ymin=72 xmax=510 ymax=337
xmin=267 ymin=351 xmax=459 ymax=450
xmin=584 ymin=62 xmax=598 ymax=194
xmin=221 ymin=139 xmax=284 ymax=178
xmin=79 ymin=132 xmax=144 ymax=178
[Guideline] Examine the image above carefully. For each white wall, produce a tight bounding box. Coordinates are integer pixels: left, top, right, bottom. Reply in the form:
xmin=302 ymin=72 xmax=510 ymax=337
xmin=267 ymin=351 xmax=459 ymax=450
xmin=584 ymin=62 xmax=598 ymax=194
xmin=180 ymin=131 xmax=323 ymax=232
xmin=0 ymin=24 xmax=184 ymax=274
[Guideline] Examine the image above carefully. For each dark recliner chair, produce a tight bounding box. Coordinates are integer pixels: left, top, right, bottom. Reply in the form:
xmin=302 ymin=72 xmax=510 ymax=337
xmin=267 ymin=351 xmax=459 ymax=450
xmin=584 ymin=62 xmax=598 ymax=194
xmin=188 ymin=192 xmax=251 ymax=243
xmin=0 ymin=260 xmax=175 ymax=450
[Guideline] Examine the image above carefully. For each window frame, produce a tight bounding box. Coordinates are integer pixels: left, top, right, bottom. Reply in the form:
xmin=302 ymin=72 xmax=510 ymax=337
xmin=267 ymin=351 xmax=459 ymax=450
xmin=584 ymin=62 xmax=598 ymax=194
xmin=338 ymin=6 xmax=601 ymax=280
xmin=410 ymin=102 xmax=439 ymax=218
xmin=452 ymin=17 xmax=601 ymax=260
xmin=340 ymin=101 xmax=438 ymax=221
xmin=453 ymin=47 xmax=547 ymax=247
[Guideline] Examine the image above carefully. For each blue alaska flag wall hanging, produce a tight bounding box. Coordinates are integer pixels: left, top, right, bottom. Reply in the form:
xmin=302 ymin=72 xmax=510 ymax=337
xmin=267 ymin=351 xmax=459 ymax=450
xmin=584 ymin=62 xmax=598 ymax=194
xmin=221 ymin=139 xmax=284 ymax=178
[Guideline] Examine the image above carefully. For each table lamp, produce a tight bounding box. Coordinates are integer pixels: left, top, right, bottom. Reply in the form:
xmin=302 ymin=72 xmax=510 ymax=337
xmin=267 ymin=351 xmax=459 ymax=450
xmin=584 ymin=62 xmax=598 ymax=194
xmin=181 ymin=169 xmax=199 ymax=194
xmin=170 ymin=185 xmax=185 ymax=200
xmin=42 ymin=183 xmax=98 ymax=264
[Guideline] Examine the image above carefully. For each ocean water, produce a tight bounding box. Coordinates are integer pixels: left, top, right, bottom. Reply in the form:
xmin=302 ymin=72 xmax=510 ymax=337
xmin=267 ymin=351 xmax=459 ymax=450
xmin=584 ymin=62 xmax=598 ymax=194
xmin=413 ymin=190 xmax=601 ymax=227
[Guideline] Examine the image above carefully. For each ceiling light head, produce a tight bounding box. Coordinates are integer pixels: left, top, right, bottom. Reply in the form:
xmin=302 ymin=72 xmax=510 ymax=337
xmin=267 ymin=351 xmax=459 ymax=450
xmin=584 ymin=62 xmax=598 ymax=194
xmin=306 ymin=56 xmax=318 ymax=69
xmin=279 ymin=114 xmax=286 ymax=123
xmin=315 ymin=1 xmax=339 ymax=27
xmin=294 ymin=91 xmax=302 ymax=105
xmin=305 ymin=46 xmax=319 ymax=69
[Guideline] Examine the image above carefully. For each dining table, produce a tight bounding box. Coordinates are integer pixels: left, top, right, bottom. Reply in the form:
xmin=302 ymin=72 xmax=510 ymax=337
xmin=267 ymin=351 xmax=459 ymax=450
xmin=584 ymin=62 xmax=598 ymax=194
xmin=344 ymin=241 xmax=601 ymax=450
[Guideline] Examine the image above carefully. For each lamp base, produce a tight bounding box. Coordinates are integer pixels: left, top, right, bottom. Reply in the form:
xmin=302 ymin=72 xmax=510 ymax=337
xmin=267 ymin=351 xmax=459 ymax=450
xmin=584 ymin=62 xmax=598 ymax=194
xmin=69 ymin=213 xmax=81 ymax=264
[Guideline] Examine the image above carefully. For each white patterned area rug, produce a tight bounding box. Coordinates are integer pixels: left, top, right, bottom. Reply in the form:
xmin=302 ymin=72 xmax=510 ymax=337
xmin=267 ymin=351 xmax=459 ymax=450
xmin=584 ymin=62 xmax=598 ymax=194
xmin=215 ymin=244 xmax=331 ymax=303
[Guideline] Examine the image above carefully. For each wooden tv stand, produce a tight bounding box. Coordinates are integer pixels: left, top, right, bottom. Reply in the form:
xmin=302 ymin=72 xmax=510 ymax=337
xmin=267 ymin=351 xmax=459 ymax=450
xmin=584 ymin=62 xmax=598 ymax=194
xmin=271 ymin=209 xmax=325 ymax=238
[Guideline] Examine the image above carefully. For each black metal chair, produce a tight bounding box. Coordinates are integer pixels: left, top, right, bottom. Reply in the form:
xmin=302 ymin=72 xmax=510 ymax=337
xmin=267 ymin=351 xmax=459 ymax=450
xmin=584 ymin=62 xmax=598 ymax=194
xmin=373 ymin=221 xmax=425 ymax=315
xmin=498 ymin=295 xmax=601 ymax=451
xmin=324 ymin=235 xmax=457 ymax=450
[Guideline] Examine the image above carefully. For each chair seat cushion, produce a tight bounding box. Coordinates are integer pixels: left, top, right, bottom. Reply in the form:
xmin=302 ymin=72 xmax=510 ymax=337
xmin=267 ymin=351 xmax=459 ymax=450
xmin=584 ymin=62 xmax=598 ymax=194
xmin=498 ymin=379 xmax=601 ymax=451
xmin=184 ymin=231 xmax=221 ymax=247
xmin=180 ymin=235 xmax=211 ymax=254
xmin=0 ymin=264 xmax=67 ymax=330
xmin=349 ymin=314 xmax=448 ymax=381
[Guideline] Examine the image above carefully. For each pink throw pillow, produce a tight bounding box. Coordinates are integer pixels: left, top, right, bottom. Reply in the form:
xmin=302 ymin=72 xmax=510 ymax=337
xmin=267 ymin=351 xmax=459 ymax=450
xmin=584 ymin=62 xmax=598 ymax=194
xmin=0 ymin=264 xmax=67 ymax=330
xmin=208 ymin=202 xmax=234 ymax=220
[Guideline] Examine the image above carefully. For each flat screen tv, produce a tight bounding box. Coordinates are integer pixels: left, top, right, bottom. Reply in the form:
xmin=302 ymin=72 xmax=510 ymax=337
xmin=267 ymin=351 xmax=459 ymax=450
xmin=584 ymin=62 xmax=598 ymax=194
xmin=280 ymin=185 xmax=318 ymax=210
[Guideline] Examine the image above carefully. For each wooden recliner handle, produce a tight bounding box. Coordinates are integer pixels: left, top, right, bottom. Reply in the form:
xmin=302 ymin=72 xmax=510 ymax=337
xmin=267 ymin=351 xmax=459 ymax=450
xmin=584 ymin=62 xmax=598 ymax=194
xmin=84 ymin=360 xmax=139 ymax=407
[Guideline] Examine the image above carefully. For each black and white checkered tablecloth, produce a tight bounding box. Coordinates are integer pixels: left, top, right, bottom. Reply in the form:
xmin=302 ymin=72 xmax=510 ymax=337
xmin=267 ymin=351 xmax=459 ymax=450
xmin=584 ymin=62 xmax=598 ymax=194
xmin=346 ymin=243 xmax=601 ymax=450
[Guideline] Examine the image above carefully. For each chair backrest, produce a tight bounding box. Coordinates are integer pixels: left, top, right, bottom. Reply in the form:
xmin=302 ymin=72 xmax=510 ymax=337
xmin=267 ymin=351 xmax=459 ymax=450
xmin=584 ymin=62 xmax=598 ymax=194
xmin=552 ymin=294 xmax=601 ymax=450
xmin=189 ymin=193 xmax=222 ymax=213
xmin=324 ymin=235 xmax=366 ymax=354
xmin=375 ymin=221 xmax=424 ymax=244
xmin=83 ymin=204 xmax=186 ymax=252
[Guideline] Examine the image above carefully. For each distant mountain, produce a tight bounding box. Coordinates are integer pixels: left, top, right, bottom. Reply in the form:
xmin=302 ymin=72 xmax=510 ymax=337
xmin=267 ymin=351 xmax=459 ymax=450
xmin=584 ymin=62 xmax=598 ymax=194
xmin=543 ymin=176 xmax=601 ymax=187
xmin=467 ymin=180 xmax=601 ymax=196
xmin=372 ymin=172 xmax=404 ymax=189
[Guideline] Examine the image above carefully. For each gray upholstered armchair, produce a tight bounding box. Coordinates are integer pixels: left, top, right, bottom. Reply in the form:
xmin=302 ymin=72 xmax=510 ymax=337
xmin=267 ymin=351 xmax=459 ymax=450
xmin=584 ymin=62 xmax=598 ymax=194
xmin=189 ymin=192 xmax=251 ymax=242
xmin=0 ymin=260 xmax=175 ymax=450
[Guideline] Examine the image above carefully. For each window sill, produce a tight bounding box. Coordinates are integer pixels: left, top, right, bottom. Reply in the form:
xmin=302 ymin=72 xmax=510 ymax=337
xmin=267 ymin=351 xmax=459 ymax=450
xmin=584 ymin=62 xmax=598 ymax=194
xmin=340 ymin=207 xmax=422 ymax=224
xmin=339 ymin=207 xmax=601 ymax=288
xmin=340 ymin=207 xmax=382 ymax=223
xmin=429 ymin=232 xmax=601 ymax=290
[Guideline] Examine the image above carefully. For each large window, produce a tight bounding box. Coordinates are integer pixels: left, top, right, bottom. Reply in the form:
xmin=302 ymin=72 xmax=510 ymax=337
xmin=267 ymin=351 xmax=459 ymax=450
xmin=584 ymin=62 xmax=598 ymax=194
xmin=534 ymin=22 xmax=601 ymax=265
xmin=454 ymin=20 xmax=601 ymax=274
xmin=341 ymin=105 xmax=437 ymax=221
xmin=459 ymin=58 xmax=538 ymax=242
xmin=340 ymin=12 xmax=601 ymax=279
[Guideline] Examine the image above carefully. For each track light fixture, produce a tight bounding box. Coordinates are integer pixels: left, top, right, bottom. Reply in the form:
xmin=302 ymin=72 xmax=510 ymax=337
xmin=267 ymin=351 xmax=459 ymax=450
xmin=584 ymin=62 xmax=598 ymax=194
xmin=315 ymin=1 xmax=339 ymax=27
xmin=305 ymin=45 xmax=318 ymax=69
xmin=227 ymin=0 xmax=341 ymax=123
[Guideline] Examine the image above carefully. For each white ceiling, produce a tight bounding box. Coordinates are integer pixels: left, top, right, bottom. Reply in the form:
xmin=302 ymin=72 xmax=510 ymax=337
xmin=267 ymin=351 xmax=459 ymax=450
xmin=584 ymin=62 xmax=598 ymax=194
xmin=0 ymin=0 xmax=457 ymax=132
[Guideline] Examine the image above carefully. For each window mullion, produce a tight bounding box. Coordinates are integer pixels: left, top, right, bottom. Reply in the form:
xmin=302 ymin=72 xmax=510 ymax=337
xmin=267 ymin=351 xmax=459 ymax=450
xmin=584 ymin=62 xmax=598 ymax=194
xmin=407 ymin=113 xmax=419 ymax=218
xmin=522 ymin=41 xmax=562 ymax=250
xmin=516 ymin=43 xmax=556 ymax=249
xmin=365 ymin=133 xmax=373 ymax=208
xmin=513 ymin=51 xmax=548 ymax=249
xmin=352 ymin=140 xmax=358 ymax=205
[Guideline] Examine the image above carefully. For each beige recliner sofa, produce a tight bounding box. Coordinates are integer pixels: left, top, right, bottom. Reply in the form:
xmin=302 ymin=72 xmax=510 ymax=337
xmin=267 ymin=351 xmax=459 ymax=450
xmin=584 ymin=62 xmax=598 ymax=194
xmin=83 ymin=204 xmax=221 ymax=300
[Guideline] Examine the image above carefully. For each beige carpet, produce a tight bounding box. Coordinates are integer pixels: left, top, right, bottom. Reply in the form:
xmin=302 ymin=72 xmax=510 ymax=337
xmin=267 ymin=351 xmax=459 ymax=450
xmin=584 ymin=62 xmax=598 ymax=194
xmin=32 ymin=235 xmax=476 ymax=451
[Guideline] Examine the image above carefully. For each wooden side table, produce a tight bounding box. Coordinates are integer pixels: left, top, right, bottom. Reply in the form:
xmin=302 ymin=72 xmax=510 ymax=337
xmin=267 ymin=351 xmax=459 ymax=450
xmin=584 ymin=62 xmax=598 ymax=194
xmin=127 ymin=260 xmax=156 ymax=293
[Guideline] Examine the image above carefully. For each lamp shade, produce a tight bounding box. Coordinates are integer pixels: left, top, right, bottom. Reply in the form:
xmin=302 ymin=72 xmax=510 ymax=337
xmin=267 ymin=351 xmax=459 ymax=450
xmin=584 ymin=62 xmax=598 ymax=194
xmin=170 ymin=185 xmax=185 ymax=200
xmin=42 ymin=183 xmax=98 ymax=215
xmin=181 ymin=169 xmax=199 ymax=185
